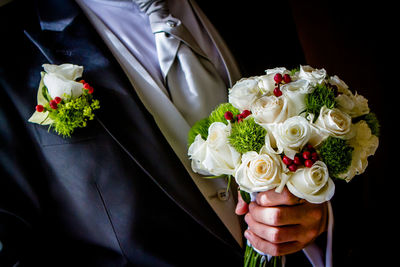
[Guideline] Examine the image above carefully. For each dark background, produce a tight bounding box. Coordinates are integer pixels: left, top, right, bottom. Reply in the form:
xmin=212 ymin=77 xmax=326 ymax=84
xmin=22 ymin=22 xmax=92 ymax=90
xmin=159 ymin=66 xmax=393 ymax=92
xmin=198 ymin=0 xmax=396 ymax=265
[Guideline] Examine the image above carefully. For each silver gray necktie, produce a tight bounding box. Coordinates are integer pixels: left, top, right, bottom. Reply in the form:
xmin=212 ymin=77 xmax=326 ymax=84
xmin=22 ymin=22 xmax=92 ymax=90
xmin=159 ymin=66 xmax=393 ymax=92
xmin=134 ymin=0 xmax=227 ymax=126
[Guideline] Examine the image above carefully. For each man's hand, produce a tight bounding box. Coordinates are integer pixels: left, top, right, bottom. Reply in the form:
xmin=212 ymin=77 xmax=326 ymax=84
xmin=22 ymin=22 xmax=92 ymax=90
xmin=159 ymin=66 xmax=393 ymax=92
xmin=236 ymin=187 xmax=328 ymax=256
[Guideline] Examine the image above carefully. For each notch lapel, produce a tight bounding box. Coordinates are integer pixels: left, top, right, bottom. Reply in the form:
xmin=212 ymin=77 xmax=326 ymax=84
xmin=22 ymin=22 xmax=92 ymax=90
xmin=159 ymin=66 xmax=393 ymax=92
xmin=27 ymin=0 xmax=242 ymax=254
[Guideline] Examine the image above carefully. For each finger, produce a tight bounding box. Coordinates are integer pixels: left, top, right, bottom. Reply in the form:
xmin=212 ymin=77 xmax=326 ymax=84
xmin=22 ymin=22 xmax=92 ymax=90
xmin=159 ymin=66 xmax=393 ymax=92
xmin=248 ymin=201 xmax=304 ymax=226
xmin=235 ymin=190 xmax=248 ymax=215
xmin=244 ymin=213 xmax=301 ymax=244
xmin=256 ymin=187 xmax=305 ymax=207
xmin=244 ymin=230 xmax=304 ymax=256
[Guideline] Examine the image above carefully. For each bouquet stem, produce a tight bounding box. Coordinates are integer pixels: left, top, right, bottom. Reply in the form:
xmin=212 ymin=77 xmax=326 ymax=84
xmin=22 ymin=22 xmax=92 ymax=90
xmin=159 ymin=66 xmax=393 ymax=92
xmin=244 ymin=244 xmax=282 ymax=267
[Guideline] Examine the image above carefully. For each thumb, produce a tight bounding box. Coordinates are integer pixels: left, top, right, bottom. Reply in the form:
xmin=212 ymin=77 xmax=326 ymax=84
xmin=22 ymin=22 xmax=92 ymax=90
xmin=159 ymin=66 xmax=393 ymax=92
xmin=235 ymin=191 xmax=249 ymax=215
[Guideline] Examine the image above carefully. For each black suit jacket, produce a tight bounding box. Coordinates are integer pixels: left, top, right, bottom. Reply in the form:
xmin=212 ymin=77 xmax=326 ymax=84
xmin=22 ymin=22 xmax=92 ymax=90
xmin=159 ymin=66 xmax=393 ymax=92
xmin=0 ymin=0 xmax=246 ymax=266
xmin=2 ymin=0 xmax=393 ymax=266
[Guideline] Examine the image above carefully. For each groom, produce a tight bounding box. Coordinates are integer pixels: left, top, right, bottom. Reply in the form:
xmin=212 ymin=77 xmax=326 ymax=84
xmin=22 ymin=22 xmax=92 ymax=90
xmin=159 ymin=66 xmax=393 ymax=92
xmin=0 ymin=0 xmax=329 ymax=266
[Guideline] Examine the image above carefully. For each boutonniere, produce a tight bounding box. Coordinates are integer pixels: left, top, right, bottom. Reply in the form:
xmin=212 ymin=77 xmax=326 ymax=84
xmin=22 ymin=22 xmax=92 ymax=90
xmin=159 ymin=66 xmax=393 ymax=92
xmin=28 ymin=63 xmax=100 ymax=137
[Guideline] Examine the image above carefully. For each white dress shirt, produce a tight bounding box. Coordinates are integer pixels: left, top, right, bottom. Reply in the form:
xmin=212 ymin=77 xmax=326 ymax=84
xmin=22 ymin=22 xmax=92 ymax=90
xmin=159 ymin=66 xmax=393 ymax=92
xmin=75 ymin=0 xmax=333 ymax=266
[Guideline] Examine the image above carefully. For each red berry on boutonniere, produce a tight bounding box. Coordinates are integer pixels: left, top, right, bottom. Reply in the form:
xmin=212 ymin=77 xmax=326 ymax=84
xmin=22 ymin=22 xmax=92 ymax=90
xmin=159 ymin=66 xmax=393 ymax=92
xmin=54 ymin=97 xmax=62 ymax=104
xmin=49 ymin=100 xmax=58 ymax=109
xmin=36 ymin=105 xmax=44 ymax=112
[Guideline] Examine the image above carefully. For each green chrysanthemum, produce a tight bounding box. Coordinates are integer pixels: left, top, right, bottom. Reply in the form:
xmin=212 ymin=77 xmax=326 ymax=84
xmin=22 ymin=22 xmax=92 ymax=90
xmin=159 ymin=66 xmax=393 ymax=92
xmin=228 ymin=117 xmax=267 ymax=154
xmin=305 ymin=84 xmax=337 ymax=121
xmin=319 ymin=136 xmax=353 ymax=179
xmin=363 ymin=112 xmax=380 ymax=137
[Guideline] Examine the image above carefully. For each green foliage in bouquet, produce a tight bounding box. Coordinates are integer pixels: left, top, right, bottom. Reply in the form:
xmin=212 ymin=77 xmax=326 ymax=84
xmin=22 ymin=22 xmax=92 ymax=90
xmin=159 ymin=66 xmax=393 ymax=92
xmin=319 ymin=136 xmax=353 ymax=179
xmin=305 ymin=84 xmax=336 ymax=121
xmin=363 ymin=112 xmax=380 ymax=137
xmin=188 ymin=103 xmax=240 ymax=146
xmin=228 ymin=117 xmax=267 ymax=154
xmin=209 ymin=103 xmax=240 ymax=125
xmin=187 ymin=117 xmax=211 ymax=146
xmin=48 ymin=92 xmax=100 ymax=137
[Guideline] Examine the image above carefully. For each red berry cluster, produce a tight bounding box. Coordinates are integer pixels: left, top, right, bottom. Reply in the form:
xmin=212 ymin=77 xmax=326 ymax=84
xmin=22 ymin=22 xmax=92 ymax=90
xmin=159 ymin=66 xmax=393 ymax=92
xmin=224 ymin=110 xmax=251 ymax=123
xmin=273 ymin=73 xmax=291 ymax=97
xmin=282 ymin=144 xmax=319 ymax=172
xmin=35 ymin=96 xmax=62 ymax=112
xmin=80 ymin=80 xmax=94 ymax=94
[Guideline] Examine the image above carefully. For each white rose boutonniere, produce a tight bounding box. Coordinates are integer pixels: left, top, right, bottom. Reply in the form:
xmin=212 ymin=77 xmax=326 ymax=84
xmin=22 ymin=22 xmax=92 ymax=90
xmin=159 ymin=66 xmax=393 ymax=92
xmin=42 ymin=63 xmax=85 ymax=100
xmin=28 ymin=63 xmax=100 ymax=137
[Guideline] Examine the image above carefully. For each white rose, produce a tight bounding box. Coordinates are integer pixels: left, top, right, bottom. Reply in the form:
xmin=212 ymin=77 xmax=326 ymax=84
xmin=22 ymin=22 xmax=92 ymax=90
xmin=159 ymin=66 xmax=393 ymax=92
xmin=256 ymin=68 xmax=290 ymax=95
xmin=315 ymin=106 xmax=353 ymax=139
xmin=329 ymin=75 xmax=370 ymax=118
xmin=188 ymin=122 xmax=241 ymax=176
xmin=338 ymin=121 xmax=379 ymax=182
xmin=42 ymin=63 xmax=84 ymax=100
xmin=329 ymin=75 xmax=349 ymax=92
xmin=298 ymin=65 xmax=326 ymax=85
xmin=251 ymin=95 xmax=289 ymax=124
xmin=269 ymin=116 xmax=312 ymax=159
xmin=235 ymin=151 xmax=283 ymax=193
xmin=265 ymin=67 xmax=288 ymax=76
xmin=228 ymin=77 xmax=263 ymax=111
xmin=281 ymin=79 xmax=312 ymax=116
xmin=336 ymin=93 xmax=370 ymax=118
xmin=287 ymin=161 xmax=335 ymax=203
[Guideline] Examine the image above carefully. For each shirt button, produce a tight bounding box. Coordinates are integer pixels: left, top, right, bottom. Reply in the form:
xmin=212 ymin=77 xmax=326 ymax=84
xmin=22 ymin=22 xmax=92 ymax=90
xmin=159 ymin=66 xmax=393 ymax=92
xmin=217 ymin=189 xmax=230 ymax=201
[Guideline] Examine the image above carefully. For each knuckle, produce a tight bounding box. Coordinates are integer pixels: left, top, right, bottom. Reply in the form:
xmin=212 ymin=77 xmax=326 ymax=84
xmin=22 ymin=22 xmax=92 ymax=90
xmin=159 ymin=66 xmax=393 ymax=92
xmin=270 ymin=227 xmax=281 ymax=243
xmin=270 ymin=208 xmax=282 ymax=225
xmin=269 ymin=244 xmax=282 ymax=256
xmin=310 ymin=206 xmax=323 ymax=221
xmin=307 ymin=228 xmax=319 ymax=241
xmin=256 ymin=193 xmax=267 ymax=206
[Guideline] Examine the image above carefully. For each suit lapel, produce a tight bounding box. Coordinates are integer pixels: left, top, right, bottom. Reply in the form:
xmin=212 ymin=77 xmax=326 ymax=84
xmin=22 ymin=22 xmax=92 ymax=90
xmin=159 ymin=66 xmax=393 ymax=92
xmin=27 ymin=0 xmax=242 ymax=252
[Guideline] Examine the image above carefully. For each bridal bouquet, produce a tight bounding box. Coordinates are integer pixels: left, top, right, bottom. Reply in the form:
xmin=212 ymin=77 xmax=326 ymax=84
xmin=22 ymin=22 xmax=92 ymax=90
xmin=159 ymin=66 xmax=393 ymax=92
xmin=187 ymin=65 xmax=379 ymax=267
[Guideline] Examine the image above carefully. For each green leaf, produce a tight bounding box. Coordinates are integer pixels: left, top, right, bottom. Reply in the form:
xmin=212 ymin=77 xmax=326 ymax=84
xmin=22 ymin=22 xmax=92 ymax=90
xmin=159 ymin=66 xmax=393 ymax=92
xmin=187 ymin=117 xmax=211 ymax=146
xmin=28 ymin=111 xmax=53 ymax=125
xmin=36 ymin=72 xmax=49 ymax=105
xmin=240 ymin=190 xmax=251 ymax=204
